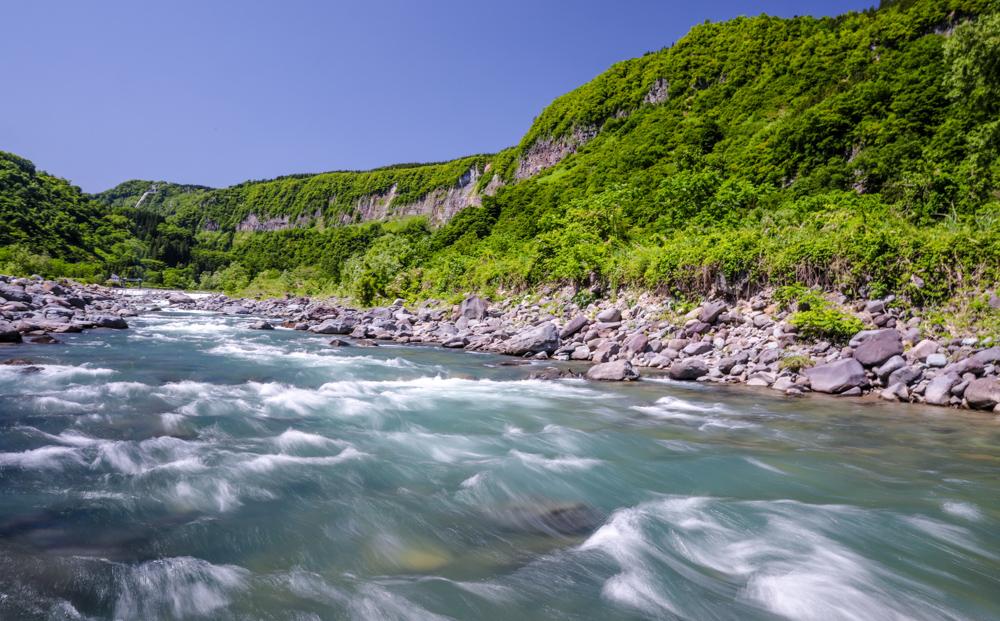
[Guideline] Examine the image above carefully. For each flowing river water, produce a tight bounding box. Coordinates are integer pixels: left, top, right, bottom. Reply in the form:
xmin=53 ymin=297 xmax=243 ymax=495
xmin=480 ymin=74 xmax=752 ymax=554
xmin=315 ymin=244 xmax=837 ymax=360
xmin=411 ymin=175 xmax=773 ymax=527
xmin=0 ymin=310 xmax=997 ymax=620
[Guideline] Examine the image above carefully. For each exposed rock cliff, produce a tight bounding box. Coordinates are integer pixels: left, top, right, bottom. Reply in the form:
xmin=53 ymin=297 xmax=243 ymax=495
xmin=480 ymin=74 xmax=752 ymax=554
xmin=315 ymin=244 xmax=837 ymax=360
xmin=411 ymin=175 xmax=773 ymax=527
xmin=514 ymin=126 xmax=597 ymax=179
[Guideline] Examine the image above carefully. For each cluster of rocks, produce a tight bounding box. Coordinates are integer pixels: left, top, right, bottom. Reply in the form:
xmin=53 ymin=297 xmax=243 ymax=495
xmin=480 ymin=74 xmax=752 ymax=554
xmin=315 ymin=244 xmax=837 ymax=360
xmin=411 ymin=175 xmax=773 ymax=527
xmin=169 ymin=287 xmax=1000 ymax=413
xmin=0 ymin=275 xmax=132 ymax=343
xmin=4 ymin=274 xmax=998 ymax=414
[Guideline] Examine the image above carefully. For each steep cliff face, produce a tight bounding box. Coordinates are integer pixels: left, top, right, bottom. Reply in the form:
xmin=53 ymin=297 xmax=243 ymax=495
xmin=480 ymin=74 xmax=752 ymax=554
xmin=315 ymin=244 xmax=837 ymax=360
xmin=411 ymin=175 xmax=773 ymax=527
xmin=230 ymin=164 xmax=504 ymax=231
xmin=514 ymin=127 xmax=597 ymax=179
xmin=353 ymin=165 xmax=500 ymax=225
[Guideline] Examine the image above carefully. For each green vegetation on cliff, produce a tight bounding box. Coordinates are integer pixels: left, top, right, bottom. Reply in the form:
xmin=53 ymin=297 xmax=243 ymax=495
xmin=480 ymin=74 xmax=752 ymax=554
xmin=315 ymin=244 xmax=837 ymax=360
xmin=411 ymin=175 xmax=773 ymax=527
xmin=3 ymin=0 xmax=998 ymax=327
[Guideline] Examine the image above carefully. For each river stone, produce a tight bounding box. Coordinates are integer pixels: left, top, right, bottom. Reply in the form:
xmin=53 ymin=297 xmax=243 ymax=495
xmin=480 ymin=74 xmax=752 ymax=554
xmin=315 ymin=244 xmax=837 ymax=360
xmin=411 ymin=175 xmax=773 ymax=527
xmin=459 ymin=295 xmax=488 ymax=320
xmin=167 ymin=292 xmax=193 ymax=304
xmin=971 ymin=346 xmax=1000 ymax=365
xmin=310 ymin=318 xmax=355 ymax=335
xmin=625 ymin=333 xmax=649 ymax=355
xmin=682 ymin=341 xmax=712 ymax=356
xmin=570 ymin=345 xmax=591 ymax=360
xmin=887 ymin=365 xmax=922 ymax=387
xmin=880 ymin=382 xmax=908 ymax=401
xmin=586 ymin=359 xmax=640 ymax=381
xmin=907 ymin=339 xmax=940 ymax=362
xmin=0 ymin=321 xmax=23 ymax=343
xmin=925 ymin=353 xmax=948 ymax=368
xmin=560 ymin=315 xmax=588 ymax=339
xmin=852 ymin=329 xmax=903 ymax=367
xmin=595 ymin=308 xmax=621 ymax=323
xmin=964 ymin=377 xmax=1000 ymax=410
xmin=668 ymin=358 xmax=708 ymax=381
xmin=924 ymin=374 xmax=959 ymax=406
xmin=803 ymin=358 xmax=865 ymax=394
xmin=504 ymin=323 xmax=560 ymax=356
xmin=876 ymin=355 xmax=906 ymax=383
xmin=249 ymin=321 xmax=274 ymax=330
xmin=698 ymin=301 xmax=727 ymax=324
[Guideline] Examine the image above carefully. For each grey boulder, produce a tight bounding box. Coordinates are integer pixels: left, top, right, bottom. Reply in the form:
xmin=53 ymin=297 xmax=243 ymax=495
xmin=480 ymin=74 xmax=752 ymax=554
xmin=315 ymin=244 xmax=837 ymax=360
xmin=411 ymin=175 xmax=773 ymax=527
xmin=595 ymin=308 xmax=621 ymax=323
xmin=586 ymin=359 xmax=640 ymax=381
xmin=668 ymin=358 xmax=708 ymax=381
xmin=504 ymin=323 xmax=560 ymax=356
xmin=924 ymin=374 xmax=959 ymax=406
xmin=964 ymin=377 xmax=1000 ymax=410
xmin=309 ymin=318 xmax=355 ymax=335
xmin=560 ymin=315 xmax=589 ymax=339
xmin=459 ymin=295 xmax=488 ymax=320
xmin=852 ymin=329 xmax=903 ymax=367
xmin=93 ymin=315 xmax=129 ymax=329
xmin=804 ymin=358 xmax=865 ymax=394
xmin=0 ymin=321 xmax=23 ymax=343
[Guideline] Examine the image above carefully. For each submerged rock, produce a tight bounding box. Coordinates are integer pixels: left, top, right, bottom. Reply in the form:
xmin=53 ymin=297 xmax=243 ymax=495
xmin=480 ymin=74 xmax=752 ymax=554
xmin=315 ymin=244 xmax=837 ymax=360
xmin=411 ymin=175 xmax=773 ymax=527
xmin=487 ymin=503 xmax=604 ymax=537
xmin=668 ymin=358 xmax=708 ymax=381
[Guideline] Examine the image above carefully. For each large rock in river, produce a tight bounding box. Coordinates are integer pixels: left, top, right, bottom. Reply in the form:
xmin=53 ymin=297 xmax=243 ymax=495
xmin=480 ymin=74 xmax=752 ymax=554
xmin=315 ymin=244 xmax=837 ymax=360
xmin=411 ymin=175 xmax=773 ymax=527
xmin=852 ymin=329 xmax=903 ymax=367
xmin=924 ymin=374 xmax=959 ymax=406
xmin=503 ymin=323 xmax=560 ymax=356
xmin=964 ymin=377 xmax=1000 ymax=410
xmin=309 ymin=318 xmax=355 ymax=335
xmin=668 ymin=358 xmax=708 ymax=381
xmin=0 ymin=321 xmax=23 ymax=343
xmin=586 ymin=359 xmax=639 ymax=381
xmin=93 ymin=315 xmax=128 ymax=329
xmin=804 ymin=358 xmax=865 ymax=394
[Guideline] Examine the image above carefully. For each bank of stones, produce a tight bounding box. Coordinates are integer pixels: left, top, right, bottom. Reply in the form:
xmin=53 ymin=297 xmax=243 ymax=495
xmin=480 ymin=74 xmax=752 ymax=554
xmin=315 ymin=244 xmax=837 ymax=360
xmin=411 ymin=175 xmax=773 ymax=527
xmin=2 ymin=274 xmax=998 ymax=414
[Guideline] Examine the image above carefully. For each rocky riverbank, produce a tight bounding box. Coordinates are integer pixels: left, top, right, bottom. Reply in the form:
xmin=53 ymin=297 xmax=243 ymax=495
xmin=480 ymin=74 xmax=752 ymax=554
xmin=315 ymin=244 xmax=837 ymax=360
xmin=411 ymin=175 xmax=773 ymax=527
xmin=2 ymin=274 xmax=999 ymax=414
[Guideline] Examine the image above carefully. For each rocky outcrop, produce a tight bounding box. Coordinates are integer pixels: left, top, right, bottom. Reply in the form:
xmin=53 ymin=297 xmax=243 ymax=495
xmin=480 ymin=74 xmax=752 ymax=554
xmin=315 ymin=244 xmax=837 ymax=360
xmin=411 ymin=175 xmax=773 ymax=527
xmin=347 ymin=166 xmax=501 ymax=226
xmin=643 ymin=78 xmax=670 ymax=105
xmin=515 ymin=127 xmax=597 ymax=180
xmin=236 ymin=213 xmax=292 ymax=232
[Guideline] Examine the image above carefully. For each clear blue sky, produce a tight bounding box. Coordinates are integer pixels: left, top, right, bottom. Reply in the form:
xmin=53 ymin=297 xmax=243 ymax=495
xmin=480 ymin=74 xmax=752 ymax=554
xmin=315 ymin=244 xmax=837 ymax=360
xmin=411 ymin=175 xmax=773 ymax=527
xmin=1 ymin=0 xmax=874 ymax=192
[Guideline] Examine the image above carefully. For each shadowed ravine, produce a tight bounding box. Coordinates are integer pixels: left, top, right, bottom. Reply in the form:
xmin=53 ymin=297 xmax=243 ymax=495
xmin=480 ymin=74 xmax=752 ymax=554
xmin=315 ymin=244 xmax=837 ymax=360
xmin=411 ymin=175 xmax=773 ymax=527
xmin=0 ymin=310 xmax=998 ymax=620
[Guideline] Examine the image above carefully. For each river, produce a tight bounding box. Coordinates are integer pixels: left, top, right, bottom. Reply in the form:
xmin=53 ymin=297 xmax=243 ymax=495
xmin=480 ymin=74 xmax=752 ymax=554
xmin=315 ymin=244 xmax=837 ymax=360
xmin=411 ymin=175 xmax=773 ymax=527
xmin=0 ymin=309 xmax=997 ymax=620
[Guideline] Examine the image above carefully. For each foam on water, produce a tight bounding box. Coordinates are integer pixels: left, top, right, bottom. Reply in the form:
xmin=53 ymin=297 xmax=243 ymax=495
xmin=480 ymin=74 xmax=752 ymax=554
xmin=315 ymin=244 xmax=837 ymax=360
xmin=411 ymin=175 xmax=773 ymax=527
xmin=0 ymin=445 xmax=85 ymax=470
xmin=580 ymin=496 xmax=968 ymax=620
xmin=239 ymin=446 xmax=367 ymax=473
xmin=113 ymin=557 xmax=249 ymax=619
xmin=941 ymin=501 xmax=982 ymax=521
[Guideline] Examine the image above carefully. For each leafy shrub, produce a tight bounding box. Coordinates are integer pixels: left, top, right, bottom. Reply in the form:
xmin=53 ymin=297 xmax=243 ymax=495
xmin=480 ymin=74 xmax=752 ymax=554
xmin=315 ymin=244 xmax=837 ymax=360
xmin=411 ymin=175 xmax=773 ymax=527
xmin=791 ymin=307 xmax=864 ymax=343
xmin=779 ymin=354 xmax=814 ymax=372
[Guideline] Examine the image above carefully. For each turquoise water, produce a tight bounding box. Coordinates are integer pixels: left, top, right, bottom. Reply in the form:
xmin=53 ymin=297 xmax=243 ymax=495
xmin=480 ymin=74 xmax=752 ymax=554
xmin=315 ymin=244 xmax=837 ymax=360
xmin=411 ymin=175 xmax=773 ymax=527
xmin=0 ymin=310 xmax=997 ymax=620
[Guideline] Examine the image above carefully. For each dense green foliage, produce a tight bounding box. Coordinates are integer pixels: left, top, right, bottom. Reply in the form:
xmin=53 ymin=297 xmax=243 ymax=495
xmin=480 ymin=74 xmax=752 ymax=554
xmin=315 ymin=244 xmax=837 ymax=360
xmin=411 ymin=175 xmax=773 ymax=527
xmin=3 ymin=0 xmax=998 ymax=330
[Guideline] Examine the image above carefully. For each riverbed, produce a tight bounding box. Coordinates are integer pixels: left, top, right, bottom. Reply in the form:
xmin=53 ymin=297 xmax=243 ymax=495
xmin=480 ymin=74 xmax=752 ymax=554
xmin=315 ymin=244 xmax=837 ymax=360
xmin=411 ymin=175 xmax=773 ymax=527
xmin=1 ymin=310 xmax=997 ymax=620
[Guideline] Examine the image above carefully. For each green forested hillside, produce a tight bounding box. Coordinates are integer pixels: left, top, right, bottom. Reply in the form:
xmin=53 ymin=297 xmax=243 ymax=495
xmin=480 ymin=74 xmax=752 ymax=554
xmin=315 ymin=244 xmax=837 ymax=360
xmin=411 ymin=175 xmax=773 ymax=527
xmin=4 ymin=0 xmax=999 ymax=320
xmin=0 ymin=151 xmax=135 ymax=279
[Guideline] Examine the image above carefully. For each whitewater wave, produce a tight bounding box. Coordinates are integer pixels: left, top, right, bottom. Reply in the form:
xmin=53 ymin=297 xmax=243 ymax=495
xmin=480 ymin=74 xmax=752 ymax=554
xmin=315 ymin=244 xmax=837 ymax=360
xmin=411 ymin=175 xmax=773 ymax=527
xmin=114 ymin=556 xmax=249 ymax=619
xmin=580 ymin=496 xmax=967 ymax=620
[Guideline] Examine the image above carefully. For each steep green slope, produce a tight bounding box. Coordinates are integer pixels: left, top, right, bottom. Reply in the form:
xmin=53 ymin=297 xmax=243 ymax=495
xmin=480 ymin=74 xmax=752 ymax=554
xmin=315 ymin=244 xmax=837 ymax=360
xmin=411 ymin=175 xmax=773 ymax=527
xmin=95 ymin=180 xmax=212 ymax=215
xmin=0 ymin=151 xmax=134 ymax=278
